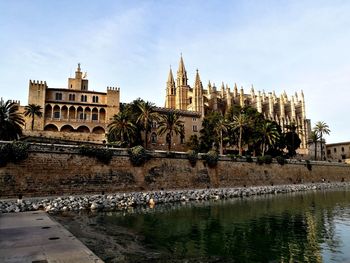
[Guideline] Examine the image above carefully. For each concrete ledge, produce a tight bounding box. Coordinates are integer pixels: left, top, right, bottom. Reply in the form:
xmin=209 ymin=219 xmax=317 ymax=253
xmin=0 ymin=211 xmax=103 ymax=263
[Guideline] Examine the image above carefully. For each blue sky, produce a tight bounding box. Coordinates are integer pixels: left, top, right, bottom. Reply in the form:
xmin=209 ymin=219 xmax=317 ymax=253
xmin=0 ymin=0 xmax=349 ymax=143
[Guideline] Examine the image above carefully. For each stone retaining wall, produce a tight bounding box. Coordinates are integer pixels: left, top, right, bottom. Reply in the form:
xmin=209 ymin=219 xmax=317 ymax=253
xmin=1 ymin=143 xmax=349 ymax=197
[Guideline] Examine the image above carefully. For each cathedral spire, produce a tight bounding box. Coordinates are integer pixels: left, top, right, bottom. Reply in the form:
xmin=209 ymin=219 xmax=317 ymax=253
xmin=167 ymin=67 xmax=175 ymax=84
xmin=176 ymin=54 xmax=188 ymax=87
xmin=165 ymin=67 xmax=176 ymax=109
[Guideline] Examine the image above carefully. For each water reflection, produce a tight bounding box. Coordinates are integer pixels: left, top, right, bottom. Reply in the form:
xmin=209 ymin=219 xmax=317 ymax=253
xmin=55 ymin=190 xmax=350 ymax=262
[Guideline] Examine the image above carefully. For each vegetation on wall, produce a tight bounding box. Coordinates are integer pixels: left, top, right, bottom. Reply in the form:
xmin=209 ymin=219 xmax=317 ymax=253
xmin=186 ymin=150 xmax=198 ymax=167
xmin=128 ymin=145 xmax=149 ymax=166
xmin=305 ymin=160 xmax=312 ymax=171
xmin=203 ymin=150 xmax=219 ymax=168
xmin=78 ymin=145 xmax=113 ymax=164
xmin=0 ymin=141 xmax=29 ymax=167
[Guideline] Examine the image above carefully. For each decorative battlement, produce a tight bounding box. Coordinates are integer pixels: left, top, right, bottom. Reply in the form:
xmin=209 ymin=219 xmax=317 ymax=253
xmin=29 ymin=80 xmax=47 ymax=87
xmin=107 ymin=87 xmax=120 ymax=92
xmin=8 ymin=99 xmax=20 ymax=105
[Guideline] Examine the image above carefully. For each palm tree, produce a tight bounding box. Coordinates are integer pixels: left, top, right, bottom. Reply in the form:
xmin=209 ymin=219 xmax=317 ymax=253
xmin=157 ymin=111 xmax=184 ymax=151
xmin=314 ymin=121 xmax=331 ymax=160
xmin=231 ymin=112 xmax=251 ymax=156
xmin=24 ymin=104 xmax=43 ymax=131
xmin=107 ymin=111 xmax=136 ymax=146
xmin=259 ymin=120 xmax=280 ymax=156
xmin=136 ymin=101 xmax=158 ymax=149
xmin=0 ymin=99 xmax=24 ymax=140
xmin=309 ymin=130 xmax=320 ymax=160
xmin=214 ymin=115 xmax=229 ymax=155
xmin=284 ymin=123 xmax=301 ymax=157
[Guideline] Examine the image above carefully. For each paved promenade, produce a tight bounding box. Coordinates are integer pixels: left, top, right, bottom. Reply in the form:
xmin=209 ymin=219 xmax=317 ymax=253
xmin=0 ymin=211 xmax=103 ymax=263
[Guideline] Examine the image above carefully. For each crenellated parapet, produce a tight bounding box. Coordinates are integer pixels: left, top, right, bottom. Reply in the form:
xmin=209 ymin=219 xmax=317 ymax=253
xmin=107 ymin=86 xmax=120 ymax=92
xmin=8 ymin=99 xmax=20 ymax=105
xmin=29 ymin=80 xmax=48 ymax=88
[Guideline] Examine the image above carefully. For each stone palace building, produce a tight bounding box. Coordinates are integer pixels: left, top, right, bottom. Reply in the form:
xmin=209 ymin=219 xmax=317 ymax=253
xmin=22 ymin=64 xmax=120 ymax=142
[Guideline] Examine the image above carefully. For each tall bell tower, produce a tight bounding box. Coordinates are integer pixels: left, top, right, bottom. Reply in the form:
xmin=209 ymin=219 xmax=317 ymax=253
xmin=175 ymin=55 xmax=189 ymax=110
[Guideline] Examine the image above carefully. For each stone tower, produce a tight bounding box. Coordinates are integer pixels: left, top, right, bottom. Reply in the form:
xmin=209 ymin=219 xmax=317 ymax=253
xmin=193 ymin=69 xmax=204 ymax=115
xmin=28 ymin=80 xmax=47 ymax=130
xmin=175 ymin=55 xmax=189 ymax=110
xmin=106 ymin=87 xmax=120 ymax=121
xmin=165 ymin=67 xmax=176 ymax=109
xmin=68 ymin=63 xmax=89 ymax=91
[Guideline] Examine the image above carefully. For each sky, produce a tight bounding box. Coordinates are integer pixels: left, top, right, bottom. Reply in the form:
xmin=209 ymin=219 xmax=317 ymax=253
xmin=0 ymin=0 xmax=349 ymax=144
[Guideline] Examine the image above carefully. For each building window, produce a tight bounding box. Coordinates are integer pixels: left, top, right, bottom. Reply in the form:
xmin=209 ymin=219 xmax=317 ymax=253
xmin=69 ymin=94 xmax=75 ymax=101
xmin=55 ymin=93 xmax=62 ymax=100
xmin=83 ymin=85 xmax=86 ymax=90
xmin=151 ymin=133 xmax=157 ymax=144
xmin=92 ymin=113 xmax=98 ymax=121
xmin=342 ymin=147 xmax=345 ymax=152
xmin=193 ymin=125 xmax=198 ymax=132
xmin=152 ymin=121 xmax=157 ymax=129
xmin=334 ymin=148 xmax=337 ymax=153
xmin=54 ymin=111 xmax=60 ymax=119
xmin=81 ymin=95 xmax=87 ymax=102
xmin=192 ymin=117 xmax=197 ymax=121
xmin=79 ymin=113 xmax=87 ymax=120
xmin=92 ymin=96 xmax=99 ymax=103
xmin=70 ymin=84 xmax=72 ymax=88
xmin=327 ymin=149 xmax=331 ymax=155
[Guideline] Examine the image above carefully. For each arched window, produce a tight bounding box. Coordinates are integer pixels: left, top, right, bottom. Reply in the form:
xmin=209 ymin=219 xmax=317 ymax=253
xmin=81 ymin=95 xmax=87 ymax=102
xmin=55 ymin=93 xmax=62 ymax=100
xmin=151 ymin=133 xmax=157 ymax=144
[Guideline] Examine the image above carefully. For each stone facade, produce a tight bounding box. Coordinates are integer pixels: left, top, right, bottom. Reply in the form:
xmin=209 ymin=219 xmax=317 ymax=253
xmin=326 ymin=142 xmax=350 ymax=163
xmin=22 ymin=64 xmax=120 ymax=141
xmin=165 ymin=56 xmax=311 ymax=152
xmin=0 ymin=144 xmax=349 ymax=197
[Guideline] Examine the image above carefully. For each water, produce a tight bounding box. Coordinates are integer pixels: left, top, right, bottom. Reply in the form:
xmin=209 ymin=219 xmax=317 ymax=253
xmin=54 ymin=189 xmax=350 ymax=262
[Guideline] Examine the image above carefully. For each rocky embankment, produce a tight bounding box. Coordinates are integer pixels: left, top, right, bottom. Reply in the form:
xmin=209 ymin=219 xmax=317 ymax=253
xmin=1 ymin=182 xmax=349 ymax=214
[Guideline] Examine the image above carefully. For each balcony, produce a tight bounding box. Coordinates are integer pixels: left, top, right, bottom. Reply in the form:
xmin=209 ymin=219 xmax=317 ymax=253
xmin=45 ymin=117 xmax=106 ymax=124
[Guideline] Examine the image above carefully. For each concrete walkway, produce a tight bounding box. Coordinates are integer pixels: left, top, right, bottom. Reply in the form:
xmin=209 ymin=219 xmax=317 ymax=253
xmin=0 ymin=211 xmax=103 ymax=263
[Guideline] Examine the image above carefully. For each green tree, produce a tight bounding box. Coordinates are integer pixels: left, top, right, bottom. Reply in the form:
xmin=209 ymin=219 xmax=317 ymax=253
xmin=24 ymin=104 xmax=43 ymax=131
xmin=107 ymin=111 xmax=136 ymax=146
xmin=136 ymin=101 xmax=158 ymax=149
xmin=309 ymin=130 xmax=320 ymax=160
xmin=231 ymin=112 xmax=251 ymax=156
xmin=199 ymin=111 xmax=222 ymax=152
xmin=259 ymin=120 xmax=280 ymax=156
xmin=0 ymin=99 xmax=24 ymax=140
xmin=214 ymin=115 xmax=230 ymax=155
xmin=157 ymin=111 xmax=184 ymax=151
xmin=186 ymin=135 xmax=200 ymax=152
xmin=284 ymin=123 xmax=301 ymax=157
xmin=313 ymin=121 xmax=330 ymax=160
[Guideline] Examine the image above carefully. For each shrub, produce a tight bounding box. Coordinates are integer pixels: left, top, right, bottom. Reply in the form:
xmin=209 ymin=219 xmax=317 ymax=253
xmin=11 ymin=142 xmax=29 ymax=163
xmin=187 ymin=150 xmax=198 ymax=167
xmin=257 ymin=156 xmax=264 ymax=165
xmin=227 ymin=154 xmax=236 ymax=161
xmin=0 ymin=142 xmax=29 ymax=167
xmin=203 ymin=150 xmax=219 ymax=168
xmin=276 ymin=156 xmax=286 ymax=165
xmin=79 ymin=145 xmax=113 ymax=164
xmin=128 ymin=145 xmax=148 ymax=166
xmin=264 ymin=155 xmax=273 ymax=164
xmin=245 ymin=155 xmax=253 ymax=163
xmin=305 ymin=160 xmax=312 ymax=171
